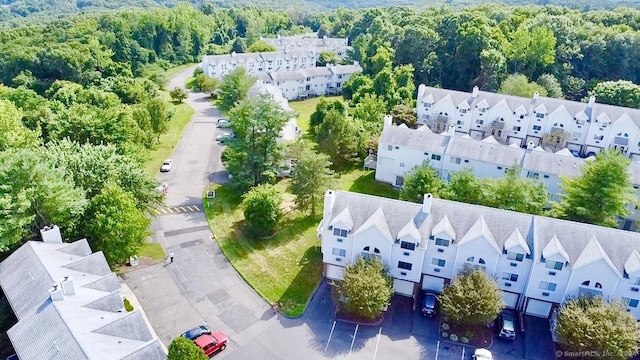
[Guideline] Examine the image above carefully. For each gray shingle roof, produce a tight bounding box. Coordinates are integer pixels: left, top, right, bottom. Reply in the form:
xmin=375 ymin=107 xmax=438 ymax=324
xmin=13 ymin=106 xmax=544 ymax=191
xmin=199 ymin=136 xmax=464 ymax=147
xmin=447 ymin=136 xmax=525 ymax=167
xmin=379 ymin=125 xmax=450 ymax=154
xmin=327 ymin=190 xmax=640 ymax=275
xmin=0 ymin=240 xmax=166 ymax=360
xmin=329 ymin=64 xmax=362 ymax=75
xmin=521 ymin=149 xmax=585 ymax=177
xmin=269 ymin=71 xmax=305 ymax=81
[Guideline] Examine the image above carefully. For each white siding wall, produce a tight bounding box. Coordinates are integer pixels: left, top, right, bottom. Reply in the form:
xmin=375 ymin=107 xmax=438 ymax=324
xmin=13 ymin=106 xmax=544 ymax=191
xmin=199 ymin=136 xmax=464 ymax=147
xmin=453 ymin=237 xmax=500 ymax=275
xmin=525 ymin=254 xmax=571 ymax=304
xmin=613 ymin=273 xmax=640 ymax=319
xmin=352 ymin=227 xmax=394 ymax=268
xmin=495 ymin=253 xmax=533 ymax=295
xmin=389 ymin=237 xmax=424 ymax=283
xmin=564 ymin=260 xmax=620 ymax=301
xmin=422 ymin=233 xmax=457 ymax=279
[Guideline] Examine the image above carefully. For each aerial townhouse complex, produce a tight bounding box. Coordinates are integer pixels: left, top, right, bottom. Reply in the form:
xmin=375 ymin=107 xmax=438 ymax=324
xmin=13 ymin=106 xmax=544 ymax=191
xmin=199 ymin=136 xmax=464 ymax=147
xmin=319 ymin=190 xmax=640 ymax=320
xmin=201 ymin=34 xmax=361 ymax=101
xmin=416 ymin=84 xmax=640 ymax=159
xmin=260 ymin=33 xmax=351 ymax=58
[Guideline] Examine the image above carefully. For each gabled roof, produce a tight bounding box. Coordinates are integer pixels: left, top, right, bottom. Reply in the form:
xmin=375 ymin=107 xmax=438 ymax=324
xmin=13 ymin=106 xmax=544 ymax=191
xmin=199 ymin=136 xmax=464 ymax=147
xmin=475 ymin=98 xmax=489 ymax=109
xmin=422 ymin=94 xmax=435 ymax=104
xmin=416 ymin=125 xmax=433 ymax=133
xmin=379 ymin=124 xmax=450 ymax=153
xmin=522 ymin=148 xmax=584 ymax=177
xmin=554 ymin=148 xmax=573 ymax=157
xmin=353 ymin=207 xmax=394 ymax=243
xmin=482 ymin=135 xmax=499 ymax=144
xmin=504 ymin=229 xmax=530 ymax=255
xmin=572 ymin=236 xmax=620 ymax=277
xmin=330 ymin=207 xmax=354 ymax=230
xmin=624 ymin=250 xmax=640 ymax=276
xmin=535 ymin=103 xmax=548 ymax=114
xmin=542 ymin=235 xmax=570 ymax=262
xmin=397 ymin=220 xmax=421 ymax=242
xmin=457 ymin=215 xmax=500 ymax=253
xmin=431 ymin=215 xmax=456 ymax=239
xmin=446 ymin=136 xmax=525 ymax=167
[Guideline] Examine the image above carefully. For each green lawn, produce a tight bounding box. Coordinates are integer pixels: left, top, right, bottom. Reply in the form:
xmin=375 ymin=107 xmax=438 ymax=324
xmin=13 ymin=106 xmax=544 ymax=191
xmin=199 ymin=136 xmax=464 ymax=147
xmin=289 ymin=96 xmax=341 ymax=134
xmin=336 ymin=168 xmax=399 ymax=199
xmin=203 ymin=181 xmax=322 ymax=317
xmin=143 ymin=103 xmax=195 ymax=176
xmin=138 ymin=242 xmax=166 ymax=262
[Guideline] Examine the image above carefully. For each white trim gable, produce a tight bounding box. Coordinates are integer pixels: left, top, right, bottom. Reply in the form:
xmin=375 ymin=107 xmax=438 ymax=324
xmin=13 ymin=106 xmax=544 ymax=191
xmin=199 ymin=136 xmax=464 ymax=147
xmin=457 ymin=215 xmax=500 ymax=253
xmin=417 ymin=125 xmax=433 ymax=133
xmin=431 ymin=215 xmax=456 ymax=240
xmin=534 ymin=103 xmax=548 ymax=115
xmin=353 ymin=207 xmax=393 ymax=243
xmin=596 ymin=112 xmax=611 ymax=125
xmin=397 ymin=220 xmax=420 ymax=243
xmin=476 ymin=99 xmax=489 ymax=111
xmin=489 ymin=98 xmax=511 ymax=114
xmin=542 ymin=235 xmax=570 ymax=262
xmin=549 ymin=104 xmax=571 ymax=118
xmin=575 ymin=111 xmax=588 ymax=122
xmin=554 ymin=148 xmax=573 ymax=157
xmin=422 ymin=94 xmax=435 ymax=105
xmin=504 ymin=229 xmax=530 ymax=255
xmin=572 ymin=236 xmax=621 ymax=277
xmin=330 ymin=207 xmax=354 ymax=230
xmin=482 ymin=135 xmax=500 ymax=144
xmin=624 ymin=250 xmax=640 ymax=276
xmin=457 ymin=100 xmax=471 ymax=110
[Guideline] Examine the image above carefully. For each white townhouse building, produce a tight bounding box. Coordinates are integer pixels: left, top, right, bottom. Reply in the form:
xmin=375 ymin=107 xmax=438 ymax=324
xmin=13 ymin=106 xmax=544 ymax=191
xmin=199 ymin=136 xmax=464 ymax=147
xmin=319 ymin=190 xmax=640 ymax=319
xmin=254 ymin=63 xmax=362 ymax=100
xmin=260 ymin=33 xmax=351 ymax=58
xmin=202 ymin=49 xmax=318 ymax=79
xmin=416 ymin=85 xmax=640 ymax=160
xmin=375 ymin=117 xmax=640 ymax=230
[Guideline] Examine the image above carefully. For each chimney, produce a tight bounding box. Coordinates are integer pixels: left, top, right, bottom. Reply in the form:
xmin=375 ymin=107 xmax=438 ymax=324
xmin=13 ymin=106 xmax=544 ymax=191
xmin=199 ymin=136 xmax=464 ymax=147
xmin=49 ymin=284 xmax=64 ymax=301
xmin=384 ymin=114 xmax=393 ymax=127
xmin=323 ymin=190 xmax=336 ymax=224
xmin=472 ymin=86 xmax=479 ymax=98
xmin=532 ymin=92 xmax=539 ymax=101
xmin=526 ymin=141 xmax=535 ymax=151
xmin=323 ymin=35 xmax=327 ymax=40
xmin=447 ymin=124 xmax=455 ymax=137
xmin=353 ymin=60 xmax=360 ymax=67
xmin=41 ymin=225 xmax=62 ymax=244
xmin=588 ymin=96 xmax=596 ymax=108
xmin=422 ymin=193 xmax=433 ymax=214
xmin=61 ymin=276 xmax=75 ymax=296
xmin=231 ymin=51 xmax=236 ymax=57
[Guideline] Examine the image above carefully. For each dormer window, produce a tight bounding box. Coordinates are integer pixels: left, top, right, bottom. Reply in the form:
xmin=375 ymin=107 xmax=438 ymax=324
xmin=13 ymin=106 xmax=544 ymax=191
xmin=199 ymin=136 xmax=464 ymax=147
xmin=536 ymin=113 xmax=545 ymax=119
xmin=507 ymin=252 xmax=524 ymax=262
xmin=545 ymin=260 xmax=564 ymax=270
xmin=333 ymin=228 xmax=348 ymax=237
xmin=400 ymin=241 xmax=416 ymax=251
xmin=435 ymin=238 xmax=450 ymax=247
xmin=424 ymin=103 xmax=431 ymax=109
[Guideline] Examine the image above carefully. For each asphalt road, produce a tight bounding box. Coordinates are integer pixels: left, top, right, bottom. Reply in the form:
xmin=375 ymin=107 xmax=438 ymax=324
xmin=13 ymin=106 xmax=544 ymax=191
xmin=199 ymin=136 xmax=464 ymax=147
xmin=123 ymin=66 xmax=554 ymax=360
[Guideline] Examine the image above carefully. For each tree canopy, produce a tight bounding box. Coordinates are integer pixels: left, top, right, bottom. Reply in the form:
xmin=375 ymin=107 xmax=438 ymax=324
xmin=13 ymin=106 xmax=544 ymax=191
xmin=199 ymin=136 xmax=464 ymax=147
xmin=217 ymin=67 xmax=256 ymax=113
xmin=399 ymin=161 xmax=446 ymax=203
xmin=289 ymin=147 xmax=334 ymax=218
xmin=439 ymin=268 xmax=504 ymax=326
xmin=168 ymin=337 xmax=208 ymax=360
xmin=241 ymin=184 xmax=282 ymax=237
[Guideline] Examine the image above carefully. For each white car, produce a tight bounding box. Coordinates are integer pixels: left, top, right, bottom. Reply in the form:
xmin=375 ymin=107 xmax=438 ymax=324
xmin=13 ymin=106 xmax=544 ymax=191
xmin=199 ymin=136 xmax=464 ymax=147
xmin=472 ymin=348 xmax=493 ymax=360
xmin=160 ymin=159 xmax=173 ymax=172
xmin=217 ymin=119 xmax=231 ymax=128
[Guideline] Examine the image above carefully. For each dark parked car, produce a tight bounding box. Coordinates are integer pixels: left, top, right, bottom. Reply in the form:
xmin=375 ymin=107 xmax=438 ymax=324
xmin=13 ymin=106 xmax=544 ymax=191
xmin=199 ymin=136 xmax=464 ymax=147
xmin=181 ymin=324 xmax=212 ymax=340
xmin=498 ymin=310 xmax=516 ymax=340
xmin=194 ymin=332 xmax=228 ymax=356
xmin=421 ymin=292 xmax=438 ymax=317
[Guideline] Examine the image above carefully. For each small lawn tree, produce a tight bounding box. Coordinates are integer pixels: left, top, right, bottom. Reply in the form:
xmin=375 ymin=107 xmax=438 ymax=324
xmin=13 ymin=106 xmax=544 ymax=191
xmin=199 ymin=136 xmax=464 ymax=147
xmin=289 ymin=148 xmax=334 ymax=218
xmin=332 ymin=257 xmax=393 ymax=320
xmin=169 ymin=87 xmax=187 ymax=103
xmin=399 ymin=161 xmax=445 ymax=203
xmin=439 ymin=268 xmax=504 ymax=326
xmin=168 ymin=337 xmax=207 ymax=360
xmin=241 ymin=184 xmax=282 ymax=237
xmin=555 ymin=296 xmax=640 ymax=359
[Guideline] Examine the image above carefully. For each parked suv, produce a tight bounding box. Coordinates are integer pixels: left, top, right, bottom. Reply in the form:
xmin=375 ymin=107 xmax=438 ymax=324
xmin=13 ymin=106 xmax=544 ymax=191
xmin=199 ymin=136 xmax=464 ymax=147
xmin=498 ymin=310 xmax=516 ymax=340
xmin=421 ymin=292 xmax=438 ymax=317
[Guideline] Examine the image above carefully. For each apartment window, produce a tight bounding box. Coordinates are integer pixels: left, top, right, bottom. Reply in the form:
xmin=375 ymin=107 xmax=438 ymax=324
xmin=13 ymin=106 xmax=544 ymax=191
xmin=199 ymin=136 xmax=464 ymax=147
xmin=457 ymin=120 xmax=464 ymax=125
xmin=338 ymin=75 xmax=343 ymax=79
xmin=277 ymin=60 xmax=282 ymax=66
xmin=400 ymin=241 xmax=416 ymax=251
xmin=398 ymin=261 xmax=413 ymax=270
xmin=539 ymin=281 xmax=557 ymax=291
xmin=387 ymin=145 xmax=393 ymax=151
xmin=572 ymin=132 xmax=581 ymax=138
xmin=545 ymin=260 xmax=564 ymax=270
xmin=497 ymin=166 xmax=503 ymax=170
xmin=536 ymin=113 xmax=545 ymax=119
xmin=424 ymin=103 xmax=431 ymax=109
xmin=507 ymin=252 xmax=524 ymax=262
xmin=533 ymin=125 xmax=542 ymax=131
xmin=432 ymin=258 xmax=446 ymax=267
xmin=623 ymin=297 xmax=639 ymax=308
xmin=337 ymin=238 xmax=343 ymax=243
xmin=476 ymin=119 xmax=484 ymax=125
xmin=333 ymin=228 xmax=348 ymax=237
xmin=450 ymin=157 xmax=461 ymax=165
xmin=431 ymin=154 xmax=441 ymax=161
xmin=502 ymin=272 xmax=519 ymax=282
xmin=459 ymin=109 xmax=467 ymax=114
xmin=513 ymin=126 xmax=521 ymax=132
xmin=527 ymin=171 xmax=539 ymax=179
xmin=543 ymin=175 xmax=549 ymax=179
xmin=594 ymin=135 xmax=604 ymax=141
xmin=435 ymin=238 xmax=450 ymax=247
xmin=399 ymin=162 xmax=405 ymax=168
xmin=332 ymin=248 xmax=346 ymax=257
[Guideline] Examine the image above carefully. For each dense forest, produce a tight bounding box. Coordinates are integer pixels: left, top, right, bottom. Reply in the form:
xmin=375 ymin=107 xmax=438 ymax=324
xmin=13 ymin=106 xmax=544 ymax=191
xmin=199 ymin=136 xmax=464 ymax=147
xmin=2 ymin=0 xmax=640 ymax=25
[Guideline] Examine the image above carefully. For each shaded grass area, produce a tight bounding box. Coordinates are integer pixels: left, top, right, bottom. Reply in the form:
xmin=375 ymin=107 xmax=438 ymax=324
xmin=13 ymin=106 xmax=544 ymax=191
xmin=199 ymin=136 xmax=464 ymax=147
xmin=336 ymin=168 xmax=399 ymax=199
xmin=143 ymin=103 xmax=194 ymax=177
xmin=138 ymin=242 xmax=166 ymax=262
xmin=203 ymin=181 xmax=322 ymax=317
xmin=289 ymin=96 xmax=341 ymax=134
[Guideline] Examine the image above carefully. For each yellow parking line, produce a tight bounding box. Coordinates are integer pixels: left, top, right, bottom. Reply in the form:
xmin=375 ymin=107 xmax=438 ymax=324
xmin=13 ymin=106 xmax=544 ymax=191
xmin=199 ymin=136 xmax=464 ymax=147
xmin=154 ymin=209 xmax=161 ymax=215
xmin=179 ymin=207 xmax=187 ymax=212
xmin=186 ymin=206 xmax=196 ymax=211
xmin=166 ymin=208 xmax=174 ymax=213
xmin=193 ymin=206 xmax=201 ymax=211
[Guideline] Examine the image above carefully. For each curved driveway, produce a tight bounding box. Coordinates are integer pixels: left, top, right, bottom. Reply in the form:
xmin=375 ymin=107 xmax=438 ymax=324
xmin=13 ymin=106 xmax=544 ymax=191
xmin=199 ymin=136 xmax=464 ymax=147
xmin=122 ymin=67 xmax=541 ymax=360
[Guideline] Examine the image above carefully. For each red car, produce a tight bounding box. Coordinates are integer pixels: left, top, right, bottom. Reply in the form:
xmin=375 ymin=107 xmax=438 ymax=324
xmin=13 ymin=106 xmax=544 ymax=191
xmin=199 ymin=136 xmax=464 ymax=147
xmin=194 ymin=332 xmax=228 ymax=356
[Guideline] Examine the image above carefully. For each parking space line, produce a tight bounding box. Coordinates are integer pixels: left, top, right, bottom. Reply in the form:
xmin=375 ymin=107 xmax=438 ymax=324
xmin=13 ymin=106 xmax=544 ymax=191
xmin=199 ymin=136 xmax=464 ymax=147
xmin=435 ymin=340 xmax=440 ymax=360
xmin=461 ymin=346 xmax=465 ymax=360
xmin=325 ymin=321 xmax=336 ymax=352
xmin=348 ymin=324 xmax=359 ymax=356
xmin=193 ymin=205 xmax=200 ymax=211
xmin=166 ymin=208 xmax=174 ymax=213
xmin=372 ymin=327 xmax=382 ymax=360
xmin=179 ymin=206 xmax=187 ymax=212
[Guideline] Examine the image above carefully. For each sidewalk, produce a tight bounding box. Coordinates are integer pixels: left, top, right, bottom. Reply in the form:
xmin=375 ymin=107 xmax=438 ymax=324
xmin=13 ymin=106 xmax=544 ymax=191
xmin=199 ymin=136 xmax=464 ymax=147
xmin=121 ymin=283 xmax=169 ymax=354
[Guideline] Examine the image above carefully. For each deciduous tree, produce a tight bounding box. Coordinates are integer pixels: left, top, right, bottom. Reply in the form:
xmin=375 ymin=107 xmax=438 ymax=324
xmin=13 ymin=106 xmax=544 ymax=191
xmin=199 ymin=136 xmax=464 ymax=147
xmin=589 ymin=80 xmax=640 ymax=109
xmin=498 ymin=74 xmax=548 ymax=98
xmin=399 ymin=161 xmax=445 ymax=203
xmin=552 ymin=150 xmax=636 ymax=227
xmin=289 ymin=148 xmax=334 ymax=218
xmin=169 ymin=87 xmax=188 ymax=103
xmin=241 ymin=184 xmax=282 ymax=238
xmin=0 ymin=99 xmax=40 ymax=150
xmin=86 ymin=182 xmax=150 ymax=266
xmin=314 ymin=109 xmax=365 ymax=165
xmin=444 ymin=168 xmax=485 ymax=205
xmin=332 ymin=257 xmax=393 ymax=320
xmin=555 ymin=296 xmax=640 ymax=360
xmin=247 ymin=40 xmax=277 ymax=53
xmin=485 ymin=165 xmax=548 ymax=215
xmin=390 ymin=104 xmax=417 ymax=129
xmin=168 ymin=337 xmax=208 ymax=360
xmin=217 ymin=67 xmax=256 ymax=113
xmin=439 ymin=268 xmax=504 ymax=326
